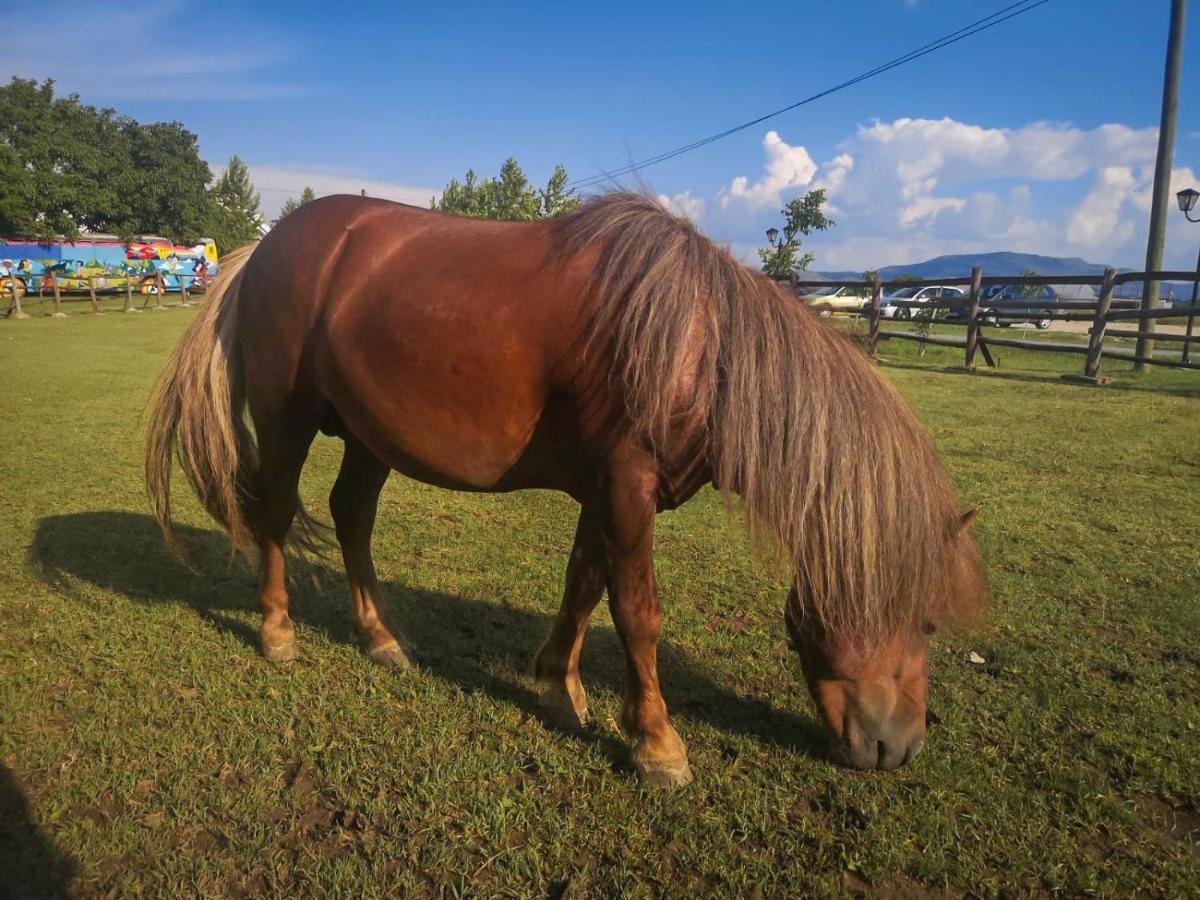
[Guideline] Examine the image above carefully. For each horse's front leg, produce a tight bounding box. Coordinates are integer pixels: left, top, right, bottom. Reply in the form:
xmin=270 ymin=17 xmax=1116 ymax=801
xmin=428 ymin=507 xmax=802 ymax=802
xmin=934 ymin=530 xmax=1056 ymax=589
xmin=605 ymin=456 xmax=693 ymax=788
xmin=532 ymin=505 xmax=606 ymax=726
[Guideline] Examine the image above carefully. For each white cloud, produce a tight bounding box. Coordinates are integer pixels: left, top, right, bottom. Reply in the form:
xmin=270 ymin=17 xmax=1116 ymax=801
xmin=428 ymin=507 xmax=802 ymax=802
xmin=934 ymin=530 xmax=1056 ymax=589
xmin=718 ymin=131 xmax=818 ymax=210
xmin=7 ymin=1 xmax=305 ymax=100
xmin=898 ymin=195 xmax=966 ymax=227
xmin=1066 ymin=166 xmax=1138 ymax=247
xmin=701 ymin=116 xmax=1198 ymax=272
xmin=244 ymin=165 xmax=440 ymax=221
xmin=656 ymin=190 xmax=706 ymax=223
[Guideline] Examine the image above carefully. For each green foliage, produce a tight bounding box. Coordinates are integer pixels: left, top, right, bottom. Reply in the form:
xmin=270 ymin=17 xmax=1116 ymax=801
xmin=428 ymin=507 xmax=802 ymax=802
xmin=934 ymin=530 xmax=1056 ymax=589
xmin=1018 ymin=269 xmax=1043 ymax=300
xmin=759 ymin=189 xmax=834 ymax=280
xmin=434 ymin=158 xmax=580 ymax=221
xmin=0 ymin=78 xmax=212 ymax=242
xmin=202 ymin=156 xmax=263 ymax=253
xmin=121 ymin=121 xmax=213 ymax=243
xmin=279 ymin=186 xmax=318 ymax=219
xmin=892 ymin=273 xmax=921 ymax=283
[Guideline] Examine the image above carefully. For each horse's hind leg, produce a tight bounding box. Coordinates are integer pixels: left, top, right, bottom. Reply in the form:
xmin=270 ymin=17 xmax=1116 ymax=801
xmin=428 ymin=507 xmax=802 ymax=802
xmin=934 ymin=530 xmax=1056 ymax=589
xmin=532 ymin=505 xmax=605 ymax=727
xmin=251 ymin=415 xmax=319 ymax=663
xmin=330 ymin=436 xmax=413 ymax=669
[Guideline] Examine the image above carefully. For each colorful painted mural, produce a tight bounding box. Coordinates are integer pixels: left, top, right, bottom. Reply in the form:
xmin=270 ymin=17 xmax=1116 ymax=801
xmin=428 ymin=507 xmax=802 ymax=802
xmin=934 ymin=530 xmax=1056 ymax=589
xmin=0 ymin=235 xmax=218 ymax=298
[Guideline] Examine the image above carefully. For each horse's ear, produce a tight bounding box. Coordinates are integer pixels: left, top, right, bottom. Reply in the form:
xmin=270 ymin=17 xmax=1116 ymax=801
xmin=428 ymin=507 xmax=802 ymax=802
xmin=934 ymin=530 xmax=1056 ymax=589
xmin=960 ymin=508 xmax=978 ymax=532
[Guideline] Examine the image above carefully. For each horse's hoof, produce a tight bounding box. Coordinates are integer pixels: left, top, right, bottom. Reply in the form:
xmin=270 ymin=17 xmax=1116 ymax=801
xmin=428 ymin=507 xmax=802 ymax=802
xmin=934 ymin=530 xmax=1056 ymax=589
xmin=368 ymin=641 xmax=414 ymax=669
xmin=636 ymin=760 xmax=694 ymax=789
xmin=538 ymin=681 xmax=589 ymax=728
xmin=262 ymin=638 xmax=299 ymax=663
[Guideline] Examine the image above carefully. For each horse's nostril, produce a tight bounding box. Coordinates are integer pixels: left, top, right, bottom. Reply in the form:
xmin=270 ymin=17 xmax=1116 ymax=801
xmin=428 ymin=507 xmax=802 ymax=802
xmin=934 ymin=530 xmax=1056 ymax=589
xmin=876 ymin=740 xmax=886 ymax=768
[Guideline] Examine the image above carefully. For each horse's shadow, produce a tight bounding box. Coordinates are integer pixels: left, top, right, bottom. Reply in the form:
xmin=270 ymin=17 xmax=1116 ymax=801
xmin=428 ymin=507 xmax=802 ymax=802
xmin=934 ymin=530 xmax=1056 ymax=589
xmin=29 ymin=511 xmax=827 ymax=764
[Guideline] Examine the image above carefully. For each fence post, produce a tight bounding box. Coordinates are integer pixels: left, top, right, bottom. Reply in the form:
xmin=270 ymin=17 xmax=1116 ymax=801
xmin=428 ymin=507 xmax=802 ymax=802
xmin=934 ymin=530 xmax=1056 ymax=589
xmin=1083 ymin=267 xmax=1117 ymax=380
xmin=867 ymin=279 xmax=883 ymax=359
xmin=1184 ymin=244 xmax=1199 ymax=365
xmin=179 ymin=274 xmax=191 ymax=307
xmin=87 ymin=275 xmax=100 ymax=314
xmin=963 ymin=266 xmax=983 ymax=370
xmin=154 ymin=272 xmax=166 ymax=310
xmin=52 ymin=276 xmax=65 ymax=317
xmin=7 ymin=277 xmax=29 ymax=319
xmin=123 ymin=273 xmax=135 ymax=312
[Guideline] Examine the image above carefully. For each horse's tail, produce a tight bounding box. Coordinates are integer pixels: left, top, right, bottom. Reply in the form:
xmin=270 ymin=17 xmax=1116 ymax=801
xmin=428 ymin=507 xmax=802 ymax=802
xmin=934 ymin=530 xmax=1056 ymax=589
xmin=145 ymin=242 xmax=260 ymax=561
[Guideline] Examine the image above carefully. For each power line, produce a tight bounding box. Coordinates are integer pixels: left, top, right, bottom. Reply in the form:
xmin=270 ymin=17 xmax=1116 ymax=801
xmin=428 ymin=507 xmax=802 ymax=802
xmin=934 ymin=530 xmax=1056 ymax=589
xmin=567 ymin=0 xmax=1053 ymax=191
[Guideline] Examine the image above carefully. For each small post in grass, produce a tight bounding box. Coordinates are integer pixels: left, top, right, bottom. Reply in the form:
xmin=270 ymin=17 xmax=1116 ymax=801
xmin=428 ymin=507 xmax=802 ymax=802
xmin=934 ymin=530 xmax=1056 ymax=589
xmin=7 ymin=277 xmax=28 ymax=319
xmin=867 ymin=278 xmax=883 ymax=359
xmin=123 ymin=273 xmax=137 ymax=313
xmin=52 ymin=276 xmax=65 ymax=318
xmin=963 ymin=266 xmax=983 ymax=370
xmin=179 ymin=274 xmax=191 ymax=307
xmin=87 ymin=275 xmax=100 ymax=314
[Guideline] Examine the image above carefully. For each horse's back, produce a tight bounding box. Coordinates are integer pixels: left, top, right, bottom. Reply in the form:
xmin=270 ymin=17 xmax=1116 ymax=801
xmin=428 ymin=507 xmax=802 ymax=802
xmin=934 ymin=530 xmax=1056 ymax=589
xmin=240 ymin=196 xmax=594 ymax=492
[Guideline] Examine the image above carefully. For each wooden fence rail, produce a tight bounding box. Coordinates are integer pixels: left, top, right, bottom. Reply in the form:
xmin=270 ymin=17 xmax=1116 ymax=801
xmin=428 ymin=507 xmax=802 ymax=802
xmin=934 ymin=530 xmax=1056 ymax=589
xmin=792 ymin=266 xmax=1200 ymax=383
xmin=4 ymin=270 xmax=202 ymax=318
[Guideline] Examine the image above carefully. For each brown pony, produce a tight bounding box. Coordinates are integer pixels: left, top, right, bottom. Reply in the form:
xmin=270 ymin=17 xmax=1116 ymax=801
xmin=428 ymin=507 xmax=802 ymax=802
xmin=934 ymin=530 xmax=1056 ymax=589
xmin=146 ymin=193 xmax=984 ymax=787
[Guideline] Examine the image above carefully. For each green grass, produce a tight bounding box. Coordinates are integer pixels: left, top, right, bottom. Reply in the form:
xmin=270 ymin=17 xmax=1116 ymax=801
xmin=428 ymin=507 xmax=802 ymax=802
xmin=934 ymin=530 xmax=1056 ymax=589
xmin=2 ymin=307 xmax=1199 ymax=897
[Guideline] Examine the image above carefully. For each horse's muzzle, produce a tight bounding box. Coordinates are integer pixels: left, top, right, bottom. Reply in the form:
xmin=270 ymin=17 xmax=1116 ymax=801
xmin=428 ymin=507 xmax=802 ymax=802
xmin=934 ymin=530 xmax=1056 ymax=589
xmin=831 ymin=729 xmax=925 ymax=771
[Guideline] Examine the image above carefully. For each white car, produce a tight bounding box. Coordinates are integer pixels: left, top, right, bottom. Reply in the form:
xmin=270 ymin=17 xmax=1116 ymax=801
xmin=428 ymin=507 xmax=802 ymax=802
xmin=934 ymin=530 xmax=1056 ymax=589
xmin=877 ymin=285 xmax=965 ymax=319
xmin=799 ymin=285 xmax=866 ymax=317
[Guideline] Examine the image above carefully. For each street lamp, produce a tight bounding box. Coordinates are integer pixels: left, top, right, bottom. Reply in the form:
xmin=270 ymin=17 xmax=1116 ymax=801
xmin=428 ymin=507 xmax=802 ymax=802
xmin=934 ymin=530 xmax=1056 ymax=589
xmin=1175 ymin=186 xmax=1200 ymax=363
xmin=764 ymin=226 xmax=793 ymax=283
xmin=1178 ymin=187 xmax=1200 ymax=222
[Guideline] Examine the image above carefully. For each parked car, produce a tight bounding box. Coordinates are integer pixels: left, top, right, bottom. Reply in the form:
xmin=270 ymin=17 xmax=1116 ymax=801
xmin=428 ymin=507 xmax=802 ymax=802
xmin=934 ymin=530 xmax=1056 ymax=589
xmin=871 ymin=285 xmax=965 ymax=319
xmin=799 ymin=285 xmax=865 ymax=317
xmin=972 ymin=285 xmax=1058 ymax=329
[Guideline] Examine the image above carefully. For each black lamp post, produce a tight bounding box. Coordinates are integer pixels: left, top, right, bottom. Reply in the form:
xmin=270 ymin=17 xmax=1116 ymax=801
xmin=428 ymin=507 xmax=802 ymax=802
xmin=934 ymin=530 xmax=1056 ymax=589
xmin=764 ymin=225 xmax=798 ymax=282
xmin=1176 ymin=187 xmax=1200 ymax=363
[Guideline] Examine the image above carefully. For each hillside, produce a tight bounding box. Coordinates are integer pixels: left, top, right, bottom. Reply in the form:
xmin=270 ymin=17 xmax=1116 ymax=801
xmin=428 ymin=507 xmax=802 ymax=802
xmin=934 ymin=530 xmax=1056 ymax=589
xmin=815 ymin=251 xmax=1110 ymax=281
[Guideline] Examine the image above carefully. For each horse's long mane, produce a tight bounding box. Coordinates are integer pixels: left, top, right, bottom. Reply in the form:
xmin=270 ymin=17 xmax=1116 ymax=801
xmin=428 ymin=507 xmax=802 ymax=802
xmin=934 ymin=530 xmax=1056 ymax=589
xmin=554 ymin=192 xmax=978 ymax=644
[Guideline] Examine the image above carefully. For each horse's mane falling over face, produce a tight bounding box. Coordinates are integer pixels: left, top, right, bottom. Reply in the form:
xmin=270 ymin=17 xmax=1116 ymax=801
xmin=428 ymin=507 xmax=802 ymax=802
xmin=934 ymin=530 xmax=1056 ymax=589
xmin=553 ymin=192 xmax=983 ymax=647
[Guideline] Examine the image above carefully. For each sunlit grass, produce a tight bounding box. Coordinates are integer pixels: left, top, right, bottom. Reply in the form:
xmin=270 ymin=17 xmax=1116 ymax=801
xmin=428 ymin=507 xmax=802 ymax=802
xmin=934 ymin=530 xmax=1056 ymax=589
xmin=1 ymin=309 xmax=1198 ymax=895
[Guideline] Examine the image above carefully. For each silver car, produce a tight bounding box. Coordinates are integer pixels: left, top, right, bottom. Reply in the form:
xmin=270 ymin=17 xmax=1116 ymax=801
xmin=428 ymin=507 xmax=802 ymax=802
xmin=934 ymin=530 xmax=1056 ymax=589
xmin=876 ymin=285 xmax=965 ymax=319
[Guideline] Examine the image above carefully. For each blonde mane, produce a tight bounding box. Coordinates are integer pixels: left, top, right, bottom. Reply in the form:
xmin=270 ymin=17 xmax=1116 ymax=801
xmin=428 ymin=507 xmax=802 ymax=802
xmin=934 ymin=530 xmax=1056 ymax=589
xmin=555 ymin=193 xmax=976 ymax=643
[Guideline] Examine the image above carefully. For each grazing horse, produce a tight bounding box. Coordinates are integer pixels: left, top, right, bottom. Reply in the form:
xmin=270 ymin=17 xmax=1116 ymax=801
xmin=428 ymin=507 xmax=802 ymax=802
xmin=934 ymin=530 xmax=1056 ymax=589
xmin=146 ymin=193 xmax=984 ymax=787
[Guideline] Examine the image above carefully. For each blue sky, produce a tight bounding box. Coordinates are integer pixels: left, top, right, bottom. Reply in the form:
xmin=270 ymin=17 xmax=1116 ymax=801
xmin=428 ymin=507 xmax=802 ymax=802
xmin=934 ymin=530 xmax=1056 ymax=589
xmin=11 ymin=0 xmax=1200 ymax=270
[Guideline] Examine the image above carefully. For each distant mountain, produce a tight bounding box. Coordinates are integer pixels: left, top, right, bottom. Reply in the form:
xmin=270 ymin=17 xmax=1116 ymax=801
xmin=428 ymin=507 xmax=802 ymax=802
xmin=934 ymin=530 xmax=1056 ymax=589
xmin=810 ymin=251 xmax=1199 ymax=300
xmin=813 ymin=251 xmax=1112 ymax=282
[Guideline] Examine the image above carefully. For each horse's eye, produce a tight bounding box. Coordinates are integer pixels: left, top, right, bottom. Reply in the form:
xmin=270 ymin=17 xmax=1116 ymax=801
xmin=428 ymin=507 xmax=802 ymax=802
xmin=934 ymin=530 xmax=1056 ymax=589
xmin=922 ymin=621 xmax=938 ymax=636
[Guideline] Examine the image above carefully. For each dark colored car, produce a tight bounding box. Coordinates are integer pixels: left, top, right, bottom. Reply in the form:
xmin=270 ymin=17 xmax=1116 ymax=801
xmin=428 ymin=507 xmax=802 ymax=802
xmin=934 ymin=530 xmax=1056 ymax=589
xmin=949 ymin=285 xmax=1058 ymax=329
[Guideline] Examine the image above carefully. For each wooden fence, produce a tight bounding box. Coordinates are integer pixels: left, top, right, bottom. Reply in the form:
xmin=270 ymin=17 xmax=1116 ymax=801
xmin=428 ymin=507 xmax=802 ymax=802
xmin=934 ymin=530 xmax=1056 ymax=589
xmin=4 ymin=271 xmax=204 ymax=319
xmin=793 ymin=268 xmax=1200 ymax=382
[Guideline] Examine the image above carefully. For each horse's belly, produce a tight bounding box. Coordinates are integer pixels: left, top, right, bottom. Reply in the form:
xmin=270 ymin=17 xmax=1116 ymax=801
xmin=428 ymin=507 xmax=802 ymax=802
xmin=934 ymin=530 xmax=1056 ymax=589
xmin=320 ymin=310 xmax=555 ymax=490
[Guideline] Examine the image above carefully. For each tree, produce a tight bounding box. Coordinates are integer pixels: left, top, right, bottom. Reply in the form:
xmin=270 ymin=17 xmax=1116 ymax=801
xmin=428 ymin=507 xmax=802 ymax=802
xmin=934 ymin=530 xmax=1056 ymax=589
xmin=0 ymin=78 xmax=212 ymax=242
xmin=759 ymin=189 xmax=834 ymax=280
xmin=279 ymin=185 xmax=317 ymax=219
xmin=538 ymin=165 xmax=578 ymax=219
xmin=1017 ymin=269 xmax=1042 ymax=300
xmin=204 ymin=155 xmax=264 ymax=252
xmin=434 ymin=158 xmax=579 ymax=220
xmin=120 ymin=120 xmax=212 ymax=242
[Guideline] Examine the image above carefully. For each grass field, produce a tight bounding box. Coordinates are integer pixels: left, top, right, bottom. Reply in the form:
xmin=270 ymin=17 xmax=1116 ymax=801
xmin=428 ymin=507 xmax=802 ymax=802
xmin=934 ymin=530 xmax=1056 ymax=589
xmin=2 ymin=306 xmax=1199 ymax=897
